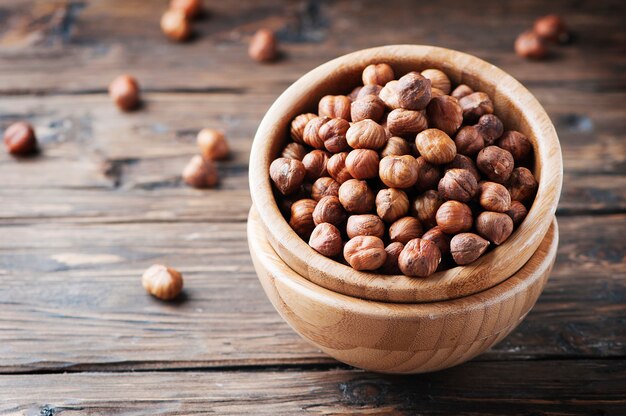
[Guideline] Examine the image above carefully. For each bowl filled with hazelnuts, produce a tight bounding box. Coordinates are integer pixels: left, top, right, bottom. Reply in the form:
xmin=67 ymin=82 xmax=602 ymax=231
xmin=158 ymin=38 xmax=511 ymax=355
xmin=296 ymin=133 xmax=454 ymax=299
xmin=248 ymin=45 xmax=562 ymax=373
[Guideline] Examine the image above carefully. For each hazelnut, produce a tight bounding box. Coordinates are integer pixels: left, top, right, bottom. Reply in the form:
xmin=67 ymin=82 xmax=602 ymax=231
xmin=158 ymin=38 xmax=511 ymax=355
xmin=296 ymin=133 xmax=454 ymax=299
xmin=450 ymin=233 xmax=490 ymax=265
xmin=534 ymin=14 xmax=569 ymax=43
xmin=475 ymin=114 xmax=504 ymax=145
xmin=479 ymin=181 xmax=511 ymax=212
xmin=309 ymin=223 xmax=343 ymax=257
xmin=182 ymin=155 xmax=218 ymax=188
xmin=415 ymin=129 xmax=457 ymax=165
xmin=394 ymin=72 xmax=432 ymax=110
xmin=362 ymin=63 xmax=395 ymax=86
xmin=327 ymin=152 xmax=353 ymax=184
xmin=430 ymin=88 xmax=445 ymax=99
xmin=497 ymin=130 xmax=532 ymax=162
xmin=386 ymin=108 xmax=428 ymax=137
xmin=160 ymin=9 xmax=191 ymax=42
xmin=197 ymin=128 xmax=229 ymax=160
xmin=414 ymin=156 xmax=442 ymax=192
xmin=282 ymin=142 xmax=308 ymax=161
xmin=515 ymin=30 xmax=548 ymax=59
xmin=379 ymin=80 xmax=401 ymax=109
xmin=345 ymin=149 xmax=380 ymax=179
xmin=347 ymin=214 xmax=385 ymax=239
xmin=318 ymin=118 xmax=350 ymax=152
xmin=476 ymin=211 xmax=514 ymax=245
xmin=170 ymin=0 xmax=202 ymax=19
xmin=411 ymin=190 xmax=444 ymax=229
xmin=436 ymin=201 xmax=473 ymax=234
xmin=379 ymin=242 xmax=405 ymax=274
xmin=3 ymin=122 xmax=37 ymax=155
xmin=313 ymin=195 xmax=346 ymax=226
xmin=379 ymin=155 xmax=419 ymax=188
xmin=350 ymin=95 xmax=385 ymax=123
xmin=506 ymin=200 xmax=528 ymax=226
xmin=381 ymin=136 xmax=412 ymax=157
xmin=346 ymin=119 xmax=387 ymax=149
xmin=426 ymin=95 xmax=463 ymax=136
xmin=319 ymin=95 xmax=351 ymax=120
xmin=376 ymin=188 xmax=409 ymax=223
xmin=343 ymin=235 xmax=387 ymax=271
xmin=459 ymin=92 xmax=494 ymax=123
xmin=303 ymin=116 xmax=330 ymax=149
xmin=338 ymin=179 xmax=375 ymax=214
xmin=398 ymin=238 xmax=441 ymax=277
xmin=451 ymin=84 xmax=474 ymax=100
xmin=142 ymin=264 xmax=183 ymax=300
xmin=348 ymin=86 xmax=363 ymax=102
xmin=445 ymin=154 xmax=480 ymax=182
xmin=438 ymin=169 xmax=478 ymax=202
xmin=249 ymin=29 xmax=278 ymax=62
xmin=289 ymin=199 xmax=317 ymax=239
xmin=269 ymin=157 xmax=306 ymax=195
xmin=389 ymin=217 xmax=423 ymax=244
xmin=422 ymin=226 xmax=452 ymax=254
xmin=477 ymin=146 xmax=514 ymax=183
xmin=508 ymin=167 xmax=538 ymax=203
xmin=357 ymin=84 xmax=383 ymax=100
xmin=311 ymin=177 xmax=340 ymax=201
xmin=420 ymin=69 xmax=451 ymax=95
xmin=108 ymin=74 xmax=141 ymax=112
xmin=290 ymin=113 xmax=317 ymax=144
xmin=302 ymin=150 xmax=330 ymax=181
xmin=454 ymin=125 xmax=485 ymax=157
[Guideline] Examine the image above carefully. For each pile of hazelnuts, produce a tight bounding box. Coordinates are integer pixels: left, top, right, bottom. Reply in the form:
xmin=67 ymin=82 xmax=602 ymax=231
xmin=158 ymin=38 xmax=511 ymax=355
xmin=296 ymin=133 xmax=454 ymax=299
xmin=269 ymin=63 xmax=538 ymax=277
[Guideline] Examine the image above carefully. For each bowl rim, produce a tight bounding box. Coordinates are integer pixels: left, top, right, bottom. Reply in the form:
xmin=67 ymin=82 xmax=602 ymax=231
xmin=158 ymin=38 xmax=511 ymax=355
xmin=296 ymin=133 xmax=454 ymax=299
xmin=249 ymin=44 xmax=562 ymax=303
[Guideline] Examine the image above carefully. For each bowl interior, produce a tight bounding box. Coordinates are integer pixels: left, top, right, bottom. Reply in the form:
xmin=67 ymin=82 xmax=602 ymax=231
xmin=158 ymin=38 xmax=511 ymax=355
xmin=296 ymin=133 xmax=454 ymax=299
xmin=249 ymin=45 xmax=562 ymax=303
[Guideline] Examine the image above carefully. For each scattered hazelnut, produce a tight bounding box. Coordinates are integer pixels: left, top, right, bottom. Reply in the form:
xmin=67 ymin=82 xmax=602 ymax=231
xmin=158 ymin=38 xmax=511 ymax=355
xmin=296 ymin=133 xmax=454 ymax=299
xmin=415 ymin=129 xmax=457 ymax=164
xmin=379 ymin=242 xmax=405 ymax=274
xmin=475 ymin=114 xmax=504 ymax=145
xmin=160 ymin=9 xmax=191 ymax=42
xmin=362 ymin=63 xmax=395 ymax=85
xmin=108 ymin=74 xmax=141 ymax=112
xmin=515 ymin=30 xmax=548 ymax=59
xmin=338 ymin=179 xmax=375 ymax=214
xmin=142 ymin=264 xmax=183 ymax=300
xmin=422 ymin=226 xmax=452 ymax=254
xmin=421 ymin=69 xmax=451 ymax=95
xmin=398 ymin=238 xmax=441 ymax=277
xmin=343 ymin=235 xmax=387 ymax=271
xmin=318 ymin=118 xmax=350 ymax=152
xmin=345 ymin=149 xmax=379 ymax=180
xmin=309 ymin=223 xmax=343 ymax=257
xmin=282 ymin=142 xmax=308 ymax=161
xmin=311 ymin=177 xmax=340 ymax=201
xmin=451 ymin=84 xmax=474 ymax=100
xmin=313 ymin=195 xmax=346 ymax=226
xmin=508 ymin=167 xmax=538 ymax=203
xmin=438 ymin=168 xmax=478 ymax=202
xmin=381 ymin=136 xmax=412 ymax=157
xmin=350 ymin=94 xmax=385 ymax=123
xmin=197 ymin=128 xmax=229 ymax=160
xmin=170 ymin=0 xmax=202 ymax=19
xmin=450 ymin=233 xmax=490 ymax=265
xmin=249 ymin=29 xmax=278 ymax=62
xmin=497 ymin=130 xmax=532 ymax=162
xmin=411 ymin=190 xmax=444 ymax=229
xmin=302 ymin=150 xmax=330 ymax=181
xmin=269 ymin=157 xmax=306 ymax=195
xmin=319 ymin=95 xmax=351 ymax=120
xmin=389 ymin=216 xmax=423 ymax=244
xmin=327 ymin=152 xmax=353 ymax=184
xmin=182 ymin=155 xmax=218 ymax=188
xmin=436 ymin=200 xmax=473 ymax=234
xmin=426 ymin=95 xmax=463 ymax=136
xmin=379 ymin=155 xmax=419 ymax=188
xmin=3 ymin=122 xmax=37 ymax=155
xmin=476 ymin=146 xmax=514 ymax=183
xmin=290 ymin=113 xmax=317 ymax=144
xmin=506 ymin=200 xmax=528 ymax=226
xmin=414 ymin=156 xmax=442 ymax=192
xmin=347 ymin=214 xmax=385 ymax=239
xmin=459 ymin=92 xmax=494 ymax=123
xmin=393 ymin=72 xmax=432 ymax=110
xmin=376 ymin=188 xmax=409 ymax=223
xmin=289 ymin=198 xmax=317 ymax=239
xmin=386 ymin=108 xmax=428 ymax=137
xmin=534 ymin=14 xmax=569 ymax=43
xmin=346 ymin=119 xmax=387 ymax=149
xmin=476 ymin=211 xmax=514 ymax=245
xmin=454 ymin=125 xmax=485 ymax=157
xmin=479 ymin=181 xmax=511 ymax=212
xmin=303 ymin=116 xmax=330 ymax=149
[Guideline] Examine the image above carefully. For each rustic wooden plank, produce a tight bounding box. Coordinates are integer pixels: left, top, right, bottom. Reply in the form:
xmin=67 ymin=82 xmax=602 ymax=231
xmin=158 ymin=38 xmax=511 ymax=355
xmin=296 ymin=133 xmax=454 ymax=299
xmin=1 ymin=361 xmax=625 ymax=415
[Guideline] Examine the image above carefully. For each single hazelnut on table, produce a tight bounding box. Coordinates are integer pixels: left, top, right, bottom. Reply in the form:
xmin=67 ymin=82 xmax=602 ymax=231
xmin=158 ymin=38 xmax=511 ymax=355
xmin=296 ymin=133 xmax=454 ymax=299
xmin=415 ymin=128 xmax=457 ymax=165
xmin=497 ymin=130 xmax=532 ymax=163
xmin=319 ymin=95 xmax=352 ymax=121
xmin=454 ymin=125 xmax=485 ymax=157
xmin=376 ymin=188 xmax=409 ymax=223
xmin=3 ymin=122 xmax=37 ymax=156
xmin=142 ymin=264 xmax=183 ymax=300
xmin=338 ymin=179 xmax=375 ymax=214
xmin=170 ymin=0 xmax=202 ymax=19
xmin=313 ymin=195 xmax=346 ymax=226
xmin=420 ymin=69 xmax=451 ymax=95
xmin=451 ymin=84 xmax=474 ymax=100
xmin=411 ymin=190 xmax=444 ymax=229
xmin=389 ymin=216 xmax=423 ymax=244
xmin=534 ymin=14 xmax=569 ymax=43
xmin=379 ymin=242 xmax=405 ymax=274
xmin=478 ymin=181 xmax=512 ymax=212
xmin=414 ymin=157 xmax=442 ymax=192
xmin=459 ymin=92 xmax=494 ymax=123
xmin=438 ymin=168 xmax=478 ymax=202
xmin=327 ymin=152 xmax=353 ymax=184
xmin=475 ymin=114 xmax=504 ymax=146
xmin=450 ymin=233 xmax=490 ymax=265
xmin=160 ymin=9 xmax=191 ymax=42
xmin=309 ymin=223 xmax=343 ymax=257
xmin=289 ymin=199 xmax=317 ymax=239
xmin=311 ymin=177 xmax=340 ymax=201
xmin=362 ymin=63 xmax=395 ymax=86
xmin=347 ymin=214 xmax=385 ymax=239
xmin=422 ymin=226 xmax=452 ymax=255
xmin=346 ymin=119 xmax=387 ymax=150
xmin=426 ymin=95 xmax=463 ymax=136
xmin=108 ymin=74 xmax=141 ymax=112
xmin=508 ymin=167 xmax=538 ymax=203
xmin=381 ymin=136 xmax=412 ymax=157
xmin=269 ymin=157 xmax=306 ymax=195
xmin=445 ymin=154 xmax=480 ymax=182
xmin=379 ymin=155 xmax=419 ymax=189
xmin=197 ymin=128 xmax=229 ymax=160
xmin=386 ymin=108 xmax=428 ymax=137
xmin=350 ymin=94 xmax=385 ymax=123
xmin=394 ymin=72 xmax=432 ymax=110
xmin=318 ymin=118 xmax=350 ymax=153
xmin=398 ymin=238 xmax=441 ymax=277
xmin=302 ymin=149 xmax=330 ymax=181
xmin=343 ymin=235 xmax=387 ymax=271
xmin=290 ymin=113 xmax=317 ymax=144
xmin=476 ymin=211 xmax=514 ymax=245
xmin=436 ymin=200 xmax=473 ymax=234
xmin=303 ymin=116 xmax=330 ymax=149
xmin=477 ymin=146 xmax=514 ymax=183
xmin=182 ymin=155 xmax=218 ymax=188
xmin=249 ymin=28 xmax=278 ymax=62
xmin=515 ymin=30 xmax=548 ymax=59
xmin=506 ymin=200 xmax=528 ymax=226
xmin=345 ymin=149 xmax=380 ymax=179
xmin=281 ymin=142 xmax=308 ymax=161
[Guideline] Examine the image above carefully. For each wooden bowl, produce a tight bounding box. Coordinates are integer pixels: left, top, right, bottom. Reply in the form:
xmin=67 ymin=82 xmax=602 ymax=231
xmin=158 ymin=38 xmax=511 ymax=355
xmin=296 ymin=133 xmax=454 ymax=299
xmin=249 ymin=45 xmax=562 ymax=303
xmin=249 ymin=207 xmax=558 ymax=373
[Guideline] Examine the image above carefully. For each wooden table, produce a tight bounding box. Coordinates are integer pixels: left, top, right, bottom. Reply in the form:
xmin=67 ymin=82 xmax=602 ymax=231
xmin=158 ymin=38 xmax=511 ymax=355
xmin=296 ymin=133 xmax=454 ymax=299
xmin=0 ymin=1 xmax=624 ymax=414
